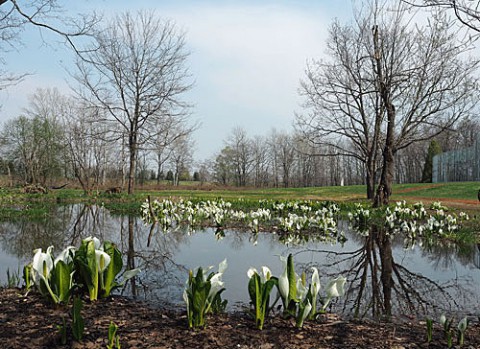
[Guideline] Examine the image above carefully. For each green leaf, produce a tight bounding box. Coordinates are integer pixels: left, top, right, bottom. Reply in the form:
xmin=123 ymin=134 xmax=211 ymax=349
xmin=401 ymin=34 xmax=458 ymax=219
xmin=248 ymin=275 xmax=257 ymax=304
xmin=287 ymin=254 xmax=297 ymax=304
xmin=39 ymin=275 xmax=59 ymax=304
xmin=23 ymin=264 xmax=32 ymax=291
xmin=86 ymin=240 xmax=99 ymax=301
xmin=101 ymin=241 xmax=123 ymax=298
xmin=53 ymin=260 xmax=73 ymax=303
xmin=72 ymin=296 xmax=85 ymax=341
xmin=107 ymin=321 xmax=119 ymax=349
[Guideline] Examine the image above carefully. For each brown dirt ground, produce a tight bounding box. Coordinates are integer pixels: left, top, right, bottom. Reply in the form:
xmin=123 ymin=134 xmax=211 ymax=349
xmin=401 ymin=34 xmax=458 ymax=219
xmin=1 ymin=288 xmax=479 ymax=349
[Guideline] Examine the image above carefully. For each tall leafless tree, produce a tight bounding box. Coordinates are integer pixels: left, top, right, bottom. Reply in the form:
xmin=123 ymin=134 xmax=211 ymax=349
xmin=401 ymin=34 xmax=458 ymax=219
xmin=298 ymin=1 xmax=479 ymax=205
xmin=73 ymin=11 xmax=192 ymax=194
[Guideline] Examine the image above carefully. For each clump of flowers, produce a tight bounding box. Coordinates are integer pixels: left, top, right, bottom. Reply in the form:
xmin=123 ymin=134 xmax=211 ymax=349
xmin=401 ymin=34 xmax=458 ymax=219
xmin=348 ymin=203 xmax=371 ymax=235
xmin=247 ymin=266 xmax=277 ymax=330
xmin=277 ymin=254 xmax=346 ymax=328
xmin=379 ymin=201 xmax=469 ymax=240
xmin=184 ymin=259 xmax=228 ymax=328
xmin=141 ymin=198 xmax=339 ymax=237
xmin=24 ymin=237 xmax=139 ymax=304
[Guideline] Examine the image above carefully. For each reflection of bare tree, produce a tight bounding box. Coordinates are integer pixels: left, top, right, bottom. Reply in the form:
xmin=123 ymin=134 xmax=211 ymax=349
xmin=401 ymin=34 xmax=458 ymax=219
xmin=115 ymin=217 xmax=193 ymax=304
xmin=302 ymin=226 xmax=467 ymax=319
xmin=0 ymin=204 xmax=115 ymax=260
xmin=345 ymin=227 xmax=467 ymax=319
xmin=475 ymin=245 xmax=480 ymax=269
xmin=0 ymin=205 xmax=74 ymax=258
xmin=419 ymin=240 xmax=478 ymax=271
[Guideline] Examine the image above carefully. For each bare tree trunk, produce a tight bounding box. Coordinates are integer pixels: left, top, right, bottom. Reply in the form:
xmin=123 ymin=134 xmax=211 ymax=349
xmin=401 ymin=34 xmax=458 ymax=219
xmin=373 ymin=24 xmax=396 ymax=207
xmin=366 ymin=162 xmax=376 ymax=200
xmin=128 ymin=134 xmax=137 ymax=195
xmin=374 ymin=117 xmax=395 ymax=207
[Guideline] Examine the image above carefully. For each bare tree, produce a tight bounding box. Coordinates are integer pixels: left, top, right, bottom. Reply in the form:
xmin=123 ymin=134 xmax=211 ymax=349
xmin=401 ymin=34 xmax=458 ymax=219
xmin=62 ymin=102 xmax=116 ymax=194
xmin=298 ymin=1 xmax=479 ymax=205
xmin=73 ymin=11 xmax=192 ymax=194
xmin=251 ymin=135 xmax=271 ymax=187
xmin=213 ymin=146 xmax=235 ymax=185
xmin=0 ymin=1 xmax=99 ymax=93
xmin=225 ymin=127 xmax=253 ymax=187
xmin=404 ymin=0 xmax=480 ymax=32
xmin=269 ymin=131 xmax=296 ymax=188
xmin=168 ymin=134 xmax=194 ymax=186
xmin=0 ymin=87 xmax=65 ymax=185
xmin=151 ymin=116 xmax=198 ymax=185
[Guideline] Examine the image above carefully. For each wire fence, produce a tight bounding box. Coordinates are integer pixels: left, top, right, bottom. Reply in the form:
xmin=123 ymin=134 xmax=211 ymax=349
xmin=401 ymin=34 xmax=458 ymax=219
xmin=432 ymin=137 xmax=480 ymax=182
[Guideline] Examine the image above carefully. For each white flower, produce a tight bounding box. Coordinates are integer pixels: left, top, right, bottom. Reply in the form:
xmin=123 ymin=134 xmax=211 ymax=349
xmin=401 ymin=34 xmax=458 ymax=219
xmin=208 ymin=272 xmax=225 ymax=299
xmin=326 ymin=276 xmax=346 ymax=298
xmin=247 ymin=266 xmax=272 ymax=283
xmin=95 ymin=250 xmax=111 ymax=272
xmin=458 ymin=317 xmax=468 ymax=332
xmin=311 ymin=267 xmax=321 ymax=297
xmin=54 ymin=246 xmax=75 ymax=266
xmin=32 ymin=247 xmax=54 ymax=284
xmin=278 ymin=256 xmax=289 ymax=300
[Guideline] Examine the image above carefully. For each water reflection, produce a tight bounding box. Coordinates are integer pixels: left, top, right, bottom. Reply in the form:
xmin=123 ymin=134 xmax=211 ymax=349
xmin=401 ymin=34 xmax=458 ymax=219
xmin=0 ymin=204 xmax=478 ymax=320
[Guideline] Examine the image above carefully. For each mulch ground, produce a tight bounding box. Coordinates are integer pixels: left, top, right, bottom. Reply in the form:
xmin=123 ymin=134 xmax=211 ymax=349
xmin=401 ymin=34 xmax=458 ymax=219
xmin=1 ymin=288 xmax=479 ymax=349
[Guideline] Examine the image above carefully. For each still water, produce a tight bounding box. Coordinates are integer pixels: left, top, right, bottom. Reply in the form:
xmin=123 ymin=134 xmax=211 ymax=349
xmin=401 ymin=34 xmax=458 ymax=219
xmin=0 ymin=204 xmax=479 ymax=319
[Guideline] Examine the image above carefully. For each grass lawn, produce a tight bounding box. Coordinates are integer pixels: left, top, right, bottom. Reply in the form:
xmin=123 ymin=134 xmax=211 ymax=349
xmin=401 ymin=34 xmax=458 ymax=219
xmin=134 ymin=182 xmax=480 ymax=203
xmin=1 ymin=182 xmax=479 ymax=215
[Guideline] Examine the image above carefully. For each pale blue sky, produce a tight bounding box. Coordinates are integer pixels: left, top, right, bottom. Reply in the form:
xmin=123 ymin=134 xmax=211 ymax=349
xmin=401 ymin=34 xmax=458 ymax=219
xmin=0 ymin=0 xmax=353 ymax=160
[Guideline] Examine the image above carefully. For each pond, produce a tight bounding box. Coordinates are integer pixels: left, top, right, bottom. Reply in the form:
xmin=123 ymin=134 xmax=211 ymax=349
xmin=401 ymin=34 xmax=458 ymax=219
xmin=0 ymin=204 xmax=479 ymax=320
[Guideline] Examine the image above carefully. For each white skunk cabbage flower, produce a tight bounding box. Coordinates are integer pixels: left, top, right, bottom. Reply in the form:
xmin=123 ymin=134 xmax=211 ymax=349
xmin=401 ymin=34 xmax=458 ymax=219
xmin=311 ymin=267 xmax=321 ymax=297
xmin=278 ymin=255 xmax=289 ymax=300
xmin=54 ymin=246 xmax=75 ymax=266
xmin=95 ymin=250 xmax=111 ymax=273
xmin=32 ymin=246 xmax=54 ymax=284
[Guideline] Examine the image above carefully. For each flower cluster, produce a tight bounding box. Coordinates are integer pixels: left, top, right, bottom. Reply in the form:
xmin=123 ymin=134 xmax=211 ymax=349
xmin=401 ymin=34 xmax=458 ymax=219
xmin=346 ymin=201 xmax=470 ymax=241
xmin=384 ymin=201 xmax=468 ymax=238
xmin=141 ymin=198 xmax=339 ymax=236
xmin=184 ymin=259 xmax=227 ymax=328
xmin=245 ymin=253 xmax=346 ymax=330
xmin=24 ymin=237 xmax=139 ymax=304
xmin=347 ymin=203 xmax=371 ymax=235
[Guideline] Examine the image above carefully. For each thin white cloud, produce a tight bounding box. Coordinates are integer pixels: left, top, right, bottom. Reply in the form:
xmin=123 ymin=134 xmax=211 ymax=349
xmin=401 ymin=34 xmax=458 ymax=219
xmin=166 ymin=3 xmax=332 ymax=158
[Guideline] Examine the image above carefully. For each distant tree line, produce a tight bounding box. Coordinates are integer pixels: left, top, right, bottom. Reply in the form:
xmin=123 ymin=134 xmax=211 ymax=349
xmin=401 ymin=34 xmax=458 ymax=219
xmin=206 ymin=119 xmax=480 ymax=189
xmin=0 ymin=87 xmax=196 ymax=194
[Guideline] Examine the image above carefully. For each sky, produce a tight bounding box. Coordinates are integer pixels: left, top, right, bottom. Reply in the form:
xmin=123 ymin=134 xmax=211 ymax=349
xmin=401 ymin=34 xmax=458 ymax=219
xmin=0 ymin=0 xmax=353 ymax=161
